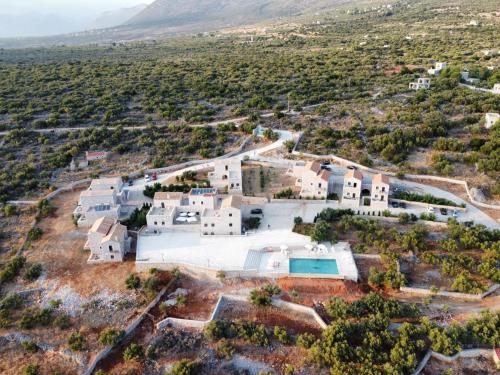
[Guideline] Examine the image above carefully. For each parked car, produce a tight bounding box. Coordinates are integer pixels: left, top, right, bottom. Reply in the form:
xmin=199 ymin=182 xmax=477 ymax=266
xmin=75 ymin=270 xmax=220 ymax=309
xmin=427 ymin=206 xmax=435 ymax=213
xmin=321 ymin=160 xmax=331 ymax=165
xmin=347 ymin=165 xmax=358 ymax=170
xmin=452 ymin=210 xmax=459 ymax=218
xmin=440 ymin=208 xmax=448 ymax=216
xmin=391 ymin=201 xmax=399 ymax=208
xmin=127 ymin=180 xmax=134 ymax=186
xmin=152 ymin=172 xmax=158 ymax=181
xmin=144 ymin=174 xmax=151 ymax=183
xmin=250 ymin=208 xmax=263 ymax=215
xmin=398 ymin=202 xmax=407 ymax=209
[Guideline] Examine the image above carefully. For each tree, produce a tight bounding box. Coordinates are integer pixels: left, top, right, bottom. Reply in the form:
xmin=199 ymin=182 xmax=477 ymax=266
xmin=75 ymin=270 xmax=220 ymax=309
xmin=325 ymin=297 xmax=349 ymax=320
xmin=125 ymin=274 xmax=141 ymax=289
xmin=68 ymin=332 xmax=86 ymax=351
xmin=98 ymin=328 xmax=125 ymax=347
xmin=274 ymin=326 xmax=291 ymax=345
xmin=310 ymin=220 xmax=332 ymax=242
xmin=123 ymin=343 xmax=145 ymax=361
xmin=168 ymin=359 xmax=198 ymax=375
xmin=24 ymin=264 xmax=42 ymax=281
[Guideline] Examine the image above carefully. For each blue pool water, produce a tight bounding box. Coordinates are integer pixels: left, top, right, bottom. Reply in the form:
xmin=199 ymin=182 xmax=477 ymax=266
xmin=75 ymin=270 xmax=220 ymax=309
xmin=289 ymin=258 xmax=339 ymax=275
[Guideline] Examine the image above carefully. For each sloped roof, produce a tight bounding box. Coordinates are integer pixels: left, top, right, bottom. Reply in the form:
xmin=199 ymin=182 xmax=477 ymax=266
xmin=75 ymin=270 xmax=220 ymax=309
xmin=220 ymin=195 xmax=242 ymax=210
xmin=103 ymin=223 xmax=127 ymax=243
xmin=90 ymin=216 xmax=115 ymax=235
xmin=307 ymin=161 xmax=322 ymax=174
xmin=345 ymin=169 xmax=363 ymax=180
xmin=318 ymin=169 xmax=332 ymax=182
xmin=373 ymin=173 xmax=390 ymax=185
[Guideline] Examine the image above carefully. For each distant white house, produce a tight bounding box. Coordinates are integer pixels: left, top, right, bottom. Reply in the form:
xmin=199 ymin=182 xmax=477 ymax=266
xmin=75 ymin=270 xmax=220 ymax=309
xmin=292 ymin=161 xmax=333 ymax=199
xmin=409 ymin=78 xmax=431 ymax=90
xmin=485 ymin=113 xmax=500 ymax=129
xmin=201 ymin=195 xmax=243 ymax=236
xmin=428 ymin=62 xmax=447 ymax=76
xmin=85 ymin=217 xmax=129 ymax=263
xmin=460 ymin=70 xmax=480 ymax=85
xmin=493 ymin=84 xmax=500 ymax=95
xmin=469 ymin=20 xmax=480 ymax=26
xmin=74 ymin=177 xmax=124 ymax=227
xmin=209 ymin=158 xmax=243 ymax=194
xmin=342 ymin=170 xmax=363 ymax=207
xmin=86 ymin=151 xmax=109 ymax=162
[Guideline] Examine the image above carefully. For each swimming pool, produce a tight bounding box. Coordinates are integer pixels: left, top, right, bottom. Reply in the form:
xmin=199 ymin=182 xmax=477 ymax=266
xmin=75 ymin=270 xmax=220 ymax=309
xmin=289 ymin=258 xmax=339 ymax=275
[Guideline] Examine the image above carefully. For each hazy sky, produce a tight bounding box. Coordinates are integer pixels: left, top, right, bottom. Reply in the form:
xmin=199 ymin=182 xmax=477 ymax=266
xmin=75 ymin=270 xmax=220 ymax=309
xmin=1 ymin=0 xmax=152 ymax=16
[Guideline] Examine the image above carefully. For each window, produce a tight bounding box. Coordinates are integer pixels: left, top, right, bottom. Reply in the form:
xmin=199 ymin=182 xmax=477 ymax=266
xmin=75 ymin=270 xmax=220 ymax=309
xmin=353 ymin=193 xmax=356 ymax=198
xmin=229 ymin=223 xmax=233 ymax=227
xmin=211 ymin=232 xmax=214 ymax=235
xmin=225 ymin=165 xmax=228 ymax=171
xmin=196 ymin=212 xmax=200 ymax=215
xmin=382 ymin=187 xmax=386 ymax=192
xmin=354 ymin=183 xmax=357 ymax=188
xmin=230 ymin=232 xmax=233 ymax=235
xmin=161 ymin=202 xmax=165 ymax=208
xmin=162 ymin=222 xmax=165 ymax=225
xmin=109 ymin=245 xmax=113 ymax=252
xmin=204 ymin=232 xmax=208 ymax=235
xmin=236 ymin=183 xmax=240 ymax=187
xmin=229 ymin=213 xmax=232 ymax=217
xmin=204 ymin=223 xmax=208 ymax=227
xmin=318 ymin=183 xmax=322 ymax=188
xmin=110 ymin=255 xmax=114 ymax=259
xmin=154 ymin=221 xmax=157 ymax=225
xmin=381 ymin=195 xmax=384 ymax=201
xmin=211 ymin=223 xmax=215 ymax=227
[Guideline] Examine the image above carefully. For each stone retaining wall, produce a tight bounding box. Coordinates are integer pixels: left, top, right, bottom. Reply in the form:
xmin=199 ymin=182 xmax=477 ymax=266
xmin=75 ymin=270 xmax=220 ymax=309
xmin=412 ymin=349 xmax=493 ymax=375
xmin=400 ymin=284 xmax=500 ymax=301
xmin=83 ymin=281 xmax=173 ymax=375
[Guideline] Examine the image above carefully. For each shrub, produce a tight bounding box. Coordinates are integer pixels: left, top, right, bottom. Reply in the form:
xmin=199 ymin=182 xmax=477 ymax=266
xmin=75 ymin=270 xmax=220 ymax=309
xmin=21 ymin=340 xmax=39 ymax=353
xmin=216 ymin=270 xmax=226 ymax=281
xmin=98 ymin=327 xmax=125 ymax=347
xmin=0 ymin=293 xmax=24 ymax=310
xmin=296 ymin=332 xmax=316 ymax=349
xmin=24 ymin=263 xmax=42 ymax=281
xmin=398 ymin=212 xmax=410 ymax=224
xmin=204 ymin=320 xmax=226 ymax=341
xmin=274 ymin=326 xmax=291 ymax=345
xmin=368 ymin=267 xmax=385 ymax=289
xmin=325 ymin=297 xmax=349 ymax=320
xmin=53 ymin=314 xmax=71 ymax=329
xmin=176 ymin=294 xmax=187 ymax=307
xmin=18 ymin=308 xmax=52 ymax=329
xmin=232 ymin=320 xmax=269 ymax=346
xmin=68 ymin=332 xmax=86 ymax=351
xmin=3 ymin=204 xmax=17 ymax=217
xmin=245 ymin=217 xmax=261 ymax=229
xmin=123 ymin=343 xmax=145 ymax=361
xmin=0 ymin=256 xmax=26 ymax=283
xmin=216 ymin=338 xmax=236 ymax=359
xmin=249 ymin=289 xmax=271 ymax=306
xmin=168 ymin=359 xmax=198 ymax=375
xmin=310 ymin=220 xmax=332 ymax=242
xmin=27 ymin=228 xmax=43 ymax=241
xmin=24 ymin=364 xmax=39 ymax=375
xmin=125 ymin=274 xmax=141 ymax=289
xmin=450 ymin=271 xmax=485 ymax=294
xmin=294 ymin=216 xmax=303 ymax=225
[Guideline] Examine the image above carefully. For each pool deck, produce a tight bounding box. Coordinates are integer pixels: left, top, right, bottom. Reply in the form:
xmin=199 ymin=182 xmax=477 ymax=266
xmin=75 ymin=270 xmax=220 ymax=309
xmin=136 ymin=226 xmax=359 ymax=281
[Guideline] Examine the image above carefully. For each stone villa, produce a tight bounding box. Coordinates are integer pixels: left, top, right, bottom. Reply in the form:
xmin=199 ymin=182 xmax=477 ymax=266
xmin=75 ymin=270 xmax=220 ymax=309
xmin=427 ymin=62 xmax=447 ymax=76
xmin=292 ymin=161 xmax=333 ymax=199
xmin=208 ymin=158 xmax=243 ymax=194
xmin=85 ymin=217 xmax=130 ymax=262
xmin=74 ymin=177 xmax=125 ymax=227
xmin=485 ymin=113 xmax=500 ymax=129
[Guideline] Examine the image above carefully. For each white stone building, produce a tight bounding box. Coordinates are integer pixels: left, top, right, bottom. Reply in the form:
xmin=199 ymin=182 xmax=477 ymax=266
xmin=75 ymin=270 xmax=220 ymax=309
xmin=85 ymin=151 xmax=109 ymax=162
xmin=409 ymin=78 xmax=431 ymax=90
xmin=370 ymin=174 xmax=390 ymax=210
xmin=201 ymin=195 xmax=243 ymax=236
xmin=493 ymin=84 xmax=500 ymax=95
xmin=342 ymin=170 xmax=363 ymax=207
xmin=209 ymin=158 xmax=243 ymax=194
xmin=74 ymin=177 xmax=124 ymax=227
xmin=293 ymin=161 xmax=333 ymax=199
xmin=427 ymin=62 xmax=447 ymax=76
xmin=485 ymin=113 xmax=500 ymax=129
xmin=85 ymin=217 xmax=129 ymax=263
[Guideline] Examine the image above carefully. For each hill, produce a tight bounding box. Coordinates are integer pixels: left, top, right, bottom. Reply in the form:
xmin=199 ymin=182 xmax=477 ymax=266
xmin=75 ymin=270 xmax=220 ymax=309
xmin=89 ymin=4 xmax=149 ymax=30
xmin=126 ymin=0 xmax=351 ymax=29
